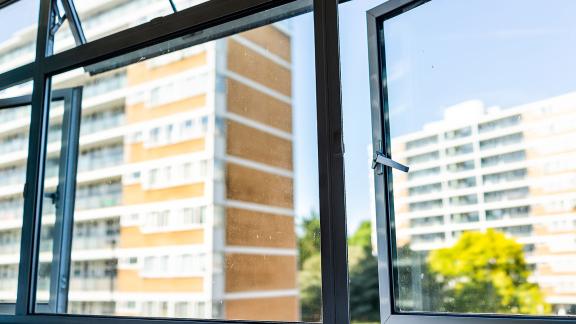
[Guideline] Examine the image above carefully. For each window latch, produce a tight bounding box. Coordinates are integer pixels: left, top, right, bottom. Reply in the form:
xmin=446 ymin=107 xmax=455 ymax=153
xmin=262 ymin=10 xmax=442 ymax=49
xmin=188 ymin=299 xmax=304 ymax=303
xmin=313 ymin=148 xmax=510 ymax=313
xmin=372 ymin=152 xmax=409 ymax=174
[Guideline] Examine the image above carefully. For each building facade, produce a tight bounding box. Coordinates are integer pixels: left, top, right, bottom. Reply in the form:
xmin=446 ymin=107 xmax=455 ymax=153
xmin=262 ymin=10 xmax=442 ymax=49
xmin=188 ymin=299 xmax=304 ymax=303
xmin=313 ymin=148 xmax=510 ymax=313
xmin=0 ymin=0 xmax=298 ymax=320
xmin=392 ymin=93 xmax=576 ymax=314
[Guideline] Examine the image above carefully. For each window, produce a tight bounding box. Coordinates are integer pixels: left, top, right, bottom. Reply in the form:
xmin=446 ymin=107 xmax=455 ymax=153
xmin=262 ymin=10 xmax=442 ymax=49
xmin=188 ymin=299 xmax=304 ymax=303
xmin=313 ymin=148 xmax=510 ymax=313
xmin=408 ymin=183 xmax=441 ymax=196
xmin=11 ymin=0 xmax=323 ymax=322
xmin=10 ymin=0 xmax=574 ymax=323
xmin=0 ymin=83 xmax=84 ymax=314
xmin=451 ymin=212 xmax=480 ymax=224
xmin=486 ymin=206 xmax=531 ymax=221
xmin=445 ymin=143 xmax=473 ymax=157
xmin=447 ymin=177 xmax=476 ymax=189
xmin=444 ymin=126 xmax=472 ymax=140
xmin=368 ymin=0 xmax=576 ymax=320
xmin=446 ymin=160 xmax=475 ymax=172
xmin=479 ymin=115 xmax=522 ymax=133
xmin=409 ymin=215 xmax=444 ymax=227
xmin=407 ymin=166 xmax=440 ymax=180
xmin=483 ymin=169 xmax=527 ymax=185
xmin=479 ymin=132 xmax=524 ymax=151
xmin=481 ymin=150 xmax=526 ymax=167
xmin=484 ymin=187 xmax=529 ymax=203
xmin=449 ymin=194 xmax=478 ymax=206
xmin=406 ymin=150 xmax=439 ymax=165
xmin=405 ymin=135 xmax=438 ymax=150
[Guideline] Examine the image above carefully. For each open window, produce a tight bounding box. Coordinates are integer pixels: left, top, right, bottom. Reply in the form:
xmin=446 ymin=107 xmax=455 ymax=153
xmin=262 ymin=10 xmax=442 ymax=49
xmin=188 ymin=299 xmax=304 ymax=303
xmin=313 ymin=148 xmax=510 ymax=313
xmin=0 ymin=87 xmax=82 ymax=314
xmin=32 ymin=0 xmax=322 ymax=321
xmin=368 ymin=0 xmax=576 ymax=323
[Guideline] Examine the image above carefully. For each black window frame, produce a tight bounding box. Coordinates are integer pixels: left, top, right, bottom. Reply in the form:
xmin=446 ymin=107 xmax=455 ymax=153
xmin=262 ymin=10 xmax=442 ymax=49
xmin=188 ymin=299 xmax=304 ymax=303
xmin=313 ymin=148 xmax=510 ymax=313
xmin=367 ymin=0 xmax=575 ymax=323
xmin=0 ymin=0 xmax=349 ymax=323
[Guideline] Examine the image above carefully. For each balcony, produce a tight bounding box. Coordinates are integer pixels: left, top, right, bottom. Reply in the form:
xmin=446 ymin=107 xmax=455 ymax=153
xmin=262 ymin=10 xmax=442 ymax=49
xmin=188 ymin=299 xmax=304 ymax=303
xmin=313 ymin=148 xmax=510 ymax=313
xmin=78 ymin=153 xmax=123 ymax=172
xmin=0 ymin=277 xmax=17 ymax=292
xmin=80 ymin=113 xmax=124 ymax=136
xmin=0 ymin=107 xmax=29 ymax=124
xmin=70 ymin=277 xmax=117 ymax=291
xmin=73 ymin=237 xmax=118 ymax=250
xmin=478 ymin=115 xmax=521 ymax=134
xmin=75 ymin=194 xmax=122 ymax=210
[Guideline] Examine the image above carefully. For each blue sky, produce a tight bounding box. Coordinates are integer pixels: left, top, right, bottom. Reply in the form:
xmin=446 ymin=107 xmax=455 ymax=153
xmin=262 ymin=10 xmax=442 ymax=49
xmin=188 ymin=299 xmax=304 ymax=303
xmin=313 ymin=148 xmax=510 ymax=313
xmin=0 ymin=0 xmax=37 ymax=43
xmin=3 ymin=0 xmax=576 ymax=234
xmin=294 ymin=0 xmax=576 ymax=233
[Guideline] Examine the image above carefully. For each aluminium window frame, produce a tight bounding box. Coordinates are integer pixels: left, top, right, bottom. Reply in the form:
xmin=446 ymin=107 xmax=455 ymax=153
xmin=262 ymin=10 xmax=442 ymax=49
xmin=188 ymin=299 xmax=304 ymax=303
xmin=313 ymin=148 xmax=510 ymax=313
xmin=367 ymin=1 xmax=576 ymax=324
xmin=0 ymin=88 xmax=82 ymax=315
xmin=0 ymin=0 xmax=349 ymax=324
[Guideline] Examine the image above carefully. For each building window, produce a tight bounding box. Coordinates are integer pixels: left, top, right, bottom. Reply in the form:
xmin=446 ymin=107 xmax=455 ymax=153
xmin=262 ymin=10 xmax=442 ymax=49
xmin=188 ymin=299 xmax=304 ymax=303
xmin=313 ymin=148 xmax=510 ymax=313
xmin=367 ymin=0 xmax=576 ymax=320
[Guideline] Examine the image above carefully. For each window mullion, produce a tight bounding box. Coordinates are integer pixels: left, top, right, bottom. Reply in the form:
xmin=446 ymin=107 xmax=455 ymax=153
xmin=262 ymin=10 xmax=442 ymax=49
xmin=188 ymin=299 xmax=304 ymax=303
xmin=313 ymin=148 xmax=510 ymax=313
xmin=16 ymin=0 xmax=54 ymax=316
xmin=0 ymin=63 xmax=34 ymax=92
xmin=313 ymin=0 xmax=350 ymax=323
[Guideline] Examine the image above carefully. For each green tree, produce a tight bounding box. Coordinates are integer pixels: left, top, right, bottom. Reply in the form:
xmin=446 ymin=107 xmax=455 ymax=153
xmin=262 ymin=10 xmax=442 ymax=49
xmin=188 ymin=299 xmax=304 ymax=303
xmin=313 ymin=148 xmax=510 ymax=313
xmin=349 ymin=221 xmax=380 ymax=323
xmin=428 ymin=230 xmax=550 ymax=314
xmin=298 ymin=211 xmax=322 ymax=321
xmin=349 ymin=220 xmax=372 ymax=249
xmin=298 ymin=211 xmax=321 ymax=269
xmin=395 ymin=245 xmax=447 ymax=312
xmin=299 ymin=253 xmax=322 ymax=321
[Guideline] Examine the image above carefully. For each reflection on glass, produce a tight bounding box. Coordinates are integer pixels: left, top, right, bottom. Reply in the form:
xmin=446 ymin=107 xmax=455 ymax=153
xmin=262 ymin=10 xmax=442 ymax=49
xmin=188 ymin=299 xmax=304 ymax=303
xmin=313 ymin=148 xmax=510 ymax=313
xmin=36 ymin=100 xmax=66 ymax=309
xmin=34 ymin=4 xmax=320 ymax=322
xmin=0 ymin=0 xmax=38 ymax=73
xmin=0 ymin=82 xmax=33 ymax=314
xmin=52 ymin=0 xmax=213 ymax=54
xmin=383 ymin=0 xmax=576 ymax=317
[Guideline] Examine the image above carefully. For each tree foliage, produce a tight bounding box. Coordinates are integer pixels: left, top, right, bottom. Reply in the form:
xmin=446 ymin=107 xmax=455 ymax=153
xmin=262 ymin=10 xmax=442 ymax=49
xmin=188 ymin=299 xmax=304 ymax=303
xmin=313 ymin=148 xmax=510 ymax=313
xmin=428 ymin=230 xmax=550 ymax=314
xmin=348 ymin=221 xmax=380 ymax=323
xmin=298 ymin=211 xmax=321 ymax=269
xmin=299 ymin=253 xmax=322 ymax=322
xmin=298 ymin=212 xmax=322 ymax=321
xmin=396 ymin=245 xmax=447 ymax=312
xmin=349 ymin=220 xmax=372 ymax=250
xmin=298 ymin=217 xmax=549 ymax=321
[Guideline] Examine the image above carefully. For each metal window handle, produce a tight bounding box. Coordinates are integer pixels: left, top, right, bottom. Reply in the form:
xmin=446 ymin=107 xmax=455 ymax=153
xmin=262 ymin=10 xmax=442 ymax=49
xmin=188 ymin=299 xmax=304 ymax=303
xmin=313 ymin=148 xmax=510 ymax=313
xmin=372 ymin=152 xmax=409 ymax=173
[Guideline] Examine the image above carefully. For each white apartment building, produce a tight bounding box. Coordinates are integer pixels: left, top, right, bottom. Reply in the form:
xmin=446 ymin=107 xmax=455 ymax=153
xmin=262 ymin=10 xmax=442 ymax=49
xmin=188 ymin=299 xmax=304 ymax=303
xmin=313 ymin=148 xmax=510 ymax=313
xmin=392 ymin=92 xmax=576 ymax=314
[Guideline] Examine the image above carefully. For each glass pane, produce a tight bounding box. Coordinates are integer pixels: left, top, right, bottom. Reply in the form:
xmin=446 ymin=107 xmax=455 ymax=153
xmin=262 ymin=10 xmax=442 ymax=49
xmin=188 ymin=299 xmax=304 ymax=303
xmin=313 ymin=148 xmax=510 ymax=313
xmin=0 ymin=81 xmax=33 ymax=314
xmin=53 ymin=0 xmax=214 ymax=54
xmin=35 ymin=98 xmax=66 ymax=310
xmin=380 ymin=0 xmax=576 ymax=316
xmin=0 ymin=0 xmax=38 ymax=73
xmin=38 ymin=1 xmax=320 ymax=321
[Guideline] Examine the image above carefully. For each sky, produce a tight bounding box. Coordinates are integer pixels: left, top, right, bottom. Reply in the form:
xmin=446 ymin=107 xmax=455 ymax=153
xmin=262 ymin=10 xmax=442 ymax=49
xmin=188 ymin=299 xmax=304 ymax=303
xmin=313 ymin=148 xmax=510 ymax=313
xmin=0 ymin=0 xmax=37 ymax=43
xmin=294 ymin=0 xmax=576 ymax=233
xmin=3 ymin=0 xmax=576 ymax=234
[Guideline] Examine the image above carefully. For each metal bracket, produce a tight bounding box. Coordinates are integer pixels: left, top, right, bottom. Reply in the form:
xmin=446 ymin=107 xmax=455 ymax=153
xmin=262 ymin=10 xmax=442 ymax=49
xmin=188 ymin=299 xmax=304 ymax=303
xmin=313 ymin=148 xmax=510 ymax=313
xmin=49 ymin=1 xmax=66 ymax=36
xmin=49 ymin=0 xmax=87 ymax=45
xmin=372 ymin=151 xmax=409 ymax=174
xmin=44 ymin=185 xmax=60 ymax=205
xmin=60 ymin=0 xmax=87 ymax=45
